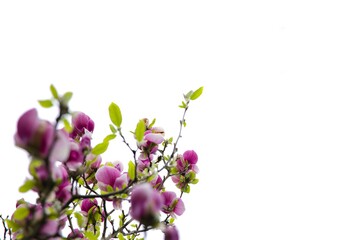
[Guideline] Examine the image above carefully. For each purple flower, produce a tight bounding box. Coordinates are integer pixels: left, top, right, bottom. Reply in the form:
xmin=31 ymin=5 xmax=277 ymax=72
xmin=68 ymin=229 xmax=84 ymax=239
xmin=95 ymin=165 xmax=121 ymax=191
xmin=175 ymin=150 xmax=199 ymax=174
xmin=144 ymin=132 xmax=164 ymax=144
xmin=164 ymin=226 xmax=179 ymax=240
xmin=113 ymin=173 xmax=129 ymax=191
xmin=54 ymin=165 xmax=72 ymax=203
xmin=85 ymin=153 xmax=102 ymax=170
xmin=14 ymin=108 xmax=55 ymax=158
xmin=150 ymin=175 xmax=163 ymax=191
xmin=80 ymin=199 xmax=98 ymax=214
xmin=65 ymin=141 xmax=84 ymax=171
xmin=183 ymin=150 xmax=198 ymax=164
xmin=70 ymin=112 xmax=94 ymax=139
xmin=39 ymin=219 xmax=59 ymax=236
xmin=49 ymin=130 xmax=71 ymax=164
xmin=161 ymin=191 xmax=185 ymax=216
xmin=130 ymin=183 xmax=163 ymax=226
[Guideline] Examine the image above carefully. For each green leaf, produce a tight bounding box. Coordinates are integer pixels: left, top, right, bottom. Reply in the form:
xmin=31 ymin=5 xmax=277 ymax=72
xmin=103 ymin=134 xmax=116 ymax=142
xmin=84 ymin=231 xmax=97 ymax=240
xmin=185 ymin=90 xmax=193 ymax=100
xmin=190 ymin=86 xmax=203 ymax=100
xmin=183 ymin=184 xmax=191 ymax=193
xmin=106 ymin=185 xmax=114 ymax=192
xmin=50 ymin=84 xmax=59 ymax=99
xmin=92 ymin=141 xmax=109 ymax=155
xmin=182 ymin=120 xmax=187 ymax=127
xmin=109 ymin=102 xmax=122 ymax=128
xmin=62 ymin=118 xmax=72 ymax=132
xmin=110 ymin=124 xmax=117 ymax=133
xmin=128 ymin=161 xmax=135 ymax=180
xmin=191 ymin=178 xmax=199 ymax=184
xmin=38 ymin=99 xmax=53 ymax=108
xmin=118 ymin=233 xmax=125 ymax=240
xmin=19 ymin=179 xmax=35 ymax=193
xmin=62 ymin=92 xmax=73 ymax=104
xmin=74 ymin=212 xmax=84 ymax=228
xmin=135 ymin=119 xmax=146 ymax=142
xmin=66 ymin=209 xmax=74 ymax=215
xmin=5 ymin=219 xmax=20 ymax=232
xmin=149 ymin=118 xmax=156 ymax=128
xmin=178 ymin=101 xmax=187 ymax=108
xmin=13 ymin=207 xmax=30 ymax=221
xmin=29 ymin=160 xmax=43 ymax=177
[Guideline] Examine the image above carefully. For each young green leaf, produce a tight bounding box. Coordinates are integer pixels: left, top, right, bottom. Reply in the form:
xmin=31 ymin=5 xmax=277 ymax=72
xmin=135 ymin=119 xmax=146 ymax=142
xmin=128 ymin=161 xmax=135 ymax=180
xmin=5 ymin=219 xmax=20 ymax=232
xmin=103 ymin=134 xmax=116 ymax=142
xmin=190 ymin=86 xmax=203 ymax=100
xmin=84 ymin=231 xmax=97 ymax=240
xmin=19 ymin=179 xmax=35 ymax=193
xmin=149 ymin=118 xmax=156 ymax=128
xmin=13 ymin=207 xmax=30 ymax=221
xmin=62 ymin=118 xmax=72 ymax=132
xmin=185 ymin=90 xmax=193 ymax=100
xmin=183 ymin=185 xmax=191 ymax=193
xmin=38 ymin=99 xmax=53 ymax=108
xmin=74 ymin=212 xmax=84 ymax=228
xmin=62 ymin=92 xmax=73 ymax=104
xmin=50 ymin=84 xmax=59 ymax=99
xmin=92 ymin=141 xmax=109 ymax=155
xmin=110 ymin=124 xmax=117 ymax=133
xmin=109 ymin=102 xmax=122 ymax=128
xmin=118 ymin=233 xmax=125 ymax=240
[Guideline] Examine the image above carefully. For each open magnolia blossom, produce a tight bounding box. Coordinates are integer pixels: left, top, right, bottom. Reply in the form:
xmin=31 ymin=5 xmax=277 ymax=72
xmin=0 ymin=85 xmax=203 ymax=240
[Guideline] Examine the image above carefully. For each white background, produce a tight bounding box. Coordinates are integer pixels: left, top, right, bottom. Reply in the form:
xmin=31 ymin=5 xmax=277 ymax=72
xmin=1 ymin=1 xmax=360 ymax=239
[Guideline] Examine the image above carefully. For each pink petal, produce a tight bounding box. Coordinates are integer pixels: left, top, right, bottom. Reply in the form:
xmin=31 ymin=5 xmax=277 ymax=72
xmin=183 ymin=150 xmax=198 ymax=164
xmin=144 ymin=133 xmax=164 ymax=144
xmin=95 ymin=166 xmax=121 ymax=191
xmin=16 ymin=108 xmax=39 ymax=143
xmin=174 ymin=198 xmax=185 ymax=216
xmin=161 ymin=191 xmax=177 ymax=206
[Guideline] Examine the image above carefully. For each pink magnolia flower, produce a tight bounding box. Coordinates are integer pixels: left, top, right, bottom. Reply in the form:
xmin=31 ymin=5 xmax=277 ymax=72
xmin=70 ymin=112 xmax=94 ymax=139
xmin=14 ymin=108 xmax=55 ymax=158
xmin=95 ymin=165 xmax=121 ymax=191
xmin=113 ymin=173 xmax=129 ymax=191
xmin=68 ymin=229 xmax=84 ymax=239
xmin=39 ymin=219 xmax=59 ymax=236
xmin=80 ymin=131 xmax=92 ymax=151
xmin=161 ymin=191 xmax=185 ymax=216
xmin=130 ymin=183 xmax=163 ymax=226
xmin=49 ymin=130 xmax=71 ymax=164
xmin=175 ymin=150 xmax=199 ymax=174
xmin=183 ymin=150 xmax=198 ymax=164
xmin=150 ymin=175 xmax=163 ymax=191
xmin=80 ymin=199 xmax=98 ymax=214
xmin=144 ymin=131 xmax=164 ymax=145
xmin=54 ymin=165 xmax=72 ymax=203
xmin=65 ymin=140 xmax=84 ymax=171
xmin=164 ymin=226 xmax=179 ymax=240
xmin=85 ymin=153 xmax=102 ymax=170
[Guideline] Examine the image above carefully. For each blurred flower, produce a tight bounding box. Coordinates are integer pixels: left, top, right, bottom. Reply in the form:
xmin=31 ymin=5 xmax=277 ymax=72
xmin=130 ymin=183 xmax=163 ymax=226
xmin=70 ymin=112 xmax=94 ymax=139
xmin=164 ymin=225 xmax=179 ymax=240
xmin=14 ymin=108 xmax=54 ymax=159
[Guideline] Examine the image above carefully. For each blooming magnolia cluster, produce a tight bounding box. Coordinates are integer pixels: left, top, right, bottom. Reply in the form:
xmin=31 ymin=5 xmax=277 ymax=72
xmin=0 ymin=85 xmax=203 ymax=240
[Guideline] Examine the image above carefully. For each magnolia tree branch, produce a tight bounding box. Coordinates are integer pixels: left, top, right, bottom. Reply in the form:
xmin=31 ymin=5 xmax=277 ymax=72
xmin=1 ymin=85 xmax=203 ymax=240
